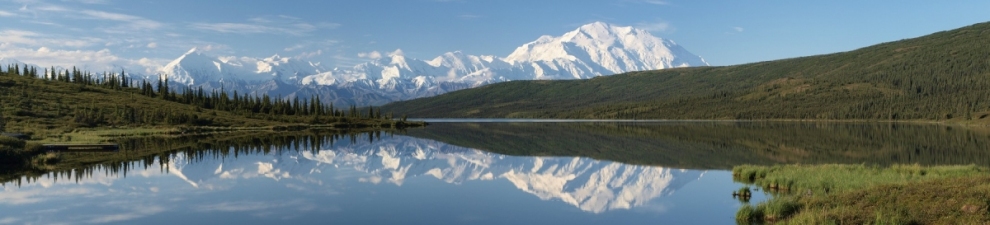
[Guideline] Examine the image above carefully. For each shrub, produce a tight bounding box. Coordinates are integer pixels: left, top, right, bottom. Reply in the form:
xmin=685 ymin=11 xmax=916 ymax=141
xmin=736 ymin=204 xmax=763 ymax=224
xmin=0 ymin=135 xmax=25 ymax=149
xmin=0 ymin=136 xmax=27 ymax=167
xmin=762 ymin=197 xmax=800 ymax=221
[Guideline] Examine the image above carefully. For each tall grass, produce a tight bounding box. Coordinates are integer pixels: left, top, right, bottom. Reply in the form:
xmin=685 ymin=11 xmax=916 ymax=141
xmin=736 ymin=204 xmax=762 ymax=224
xmin=734 ymin=164 xmax=990 ymax=224
xmin=733 ymin=164 xmax=987 ymax=195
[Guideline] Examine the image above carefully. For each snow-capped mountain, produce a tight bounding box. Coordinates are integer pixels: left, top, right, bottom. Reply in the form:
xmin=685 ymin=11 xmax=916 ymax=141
xmin=163 ymin=134 xmax=704 ymax=213
xmin=158 ymin=48 xmax=326 ymax=89
xmin=505 ymin=21 xmax=707 ymax=79
xmin=0 ymin=57 xmax=23 ymax=66
xmin=156 ymin=22 xmax=708 ymax=106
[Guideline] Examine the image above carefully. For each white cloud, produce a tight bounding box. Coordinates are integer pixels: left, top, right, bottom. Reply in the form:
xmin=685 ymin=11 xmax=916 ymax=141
xmin=196 ymin=201 xmax=271 ymax=212
xmin=733 ymin=27 xmax=744 ymax=32
xmin=80 ymin=10 xmax=163 ymax=30
xmin=80 ymin=10 xmax=138 ymax=21
xmin=136 ymin=57 xmax=165 ymax=69
xmin=0 ymin=29 xmax=101 ymax=48
xmin=84 ymin=205 xmax=166 ymax=224
xmin=25 ymin=21 xmax=59 ymax=26
xmin=146 ymin=42 xmax=157 ymax=48
xmin=0 ymin=30 xmax=42 ymax=46
xmin=0 ymin=217 xmax=21 ymax=224
xmin=24 ymin=4 xmax=163 ymax=32
xmin=283 ymin=39 xmax=340 ymax=53
xmin=193 ymin=44 xmax=231 ymax=54
xmin=0 ymin=187 xmax=95 ymax=205
xmin=296 ymin=50 xmax=322 ymax=59
xmin=284 ymin=44 xmax=305 ymax=52
xmin=247 ymin=16 xmax=272 ymax=23
xmin=641 ymin=0 xmax=669 ymax=5
xmin=190 ymin=15 xmax=338 ymax=36
xmin=621 ymin=0 xmax=669 ymax=5
xmin=459 ymin=14 xmax=482 ymax=19
xmin=0 ymin=10 xmax=15 ymax=17
xmin=331 ymin=53 xmax=367 ymax=68
xmin=636 ymin=21 xmax=672 ymax=32
xmin=190 ymin=22 xmax=286 ymax=35
xmin=388 ymin=49 xmax=404 ymax=57
xmin=34 ymin=5 xmax=69 ymax=12
xmin=0 ymin=46 xmax=166 ymax=74
xmin=357 ymin=51 xmax=382 ymax=59
xmin=65 ymin=0 xmax=112 ymax=4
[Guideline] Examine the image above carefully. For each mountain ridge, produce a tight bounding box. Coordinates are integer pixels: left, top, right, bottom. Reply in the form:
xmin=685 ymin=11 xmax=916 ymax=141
xmin=380 ymin=21 xmax=990 ymax=121
xmin=151 ymin=22 xmax=707 ymax=106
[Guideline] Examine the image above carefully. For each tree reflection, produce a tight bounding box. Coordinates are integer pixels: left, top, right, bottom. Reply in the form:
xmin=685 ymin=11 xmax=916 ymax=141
xmin=1 ymin=130 xmax=390 ymax=187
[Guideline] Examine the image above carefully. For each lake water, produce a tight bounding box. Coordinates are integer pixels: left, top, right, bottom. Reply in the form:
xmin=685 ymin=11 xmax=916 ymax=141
xmin=3 ymin=121 xmax=989 ymax=224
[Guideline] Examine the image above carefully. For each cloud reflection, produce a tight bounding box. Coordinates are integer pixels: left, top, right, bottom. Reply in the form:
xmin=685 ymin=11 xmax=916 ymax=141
xmin=0 ymin=133 xmax=705 ymax=225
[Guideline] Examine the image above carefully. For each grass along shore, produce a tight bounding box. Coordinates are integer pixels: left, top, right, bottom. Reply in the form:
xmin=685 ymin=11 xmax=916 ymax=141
xmin=733 ymin=164 xmax=990 ymax=224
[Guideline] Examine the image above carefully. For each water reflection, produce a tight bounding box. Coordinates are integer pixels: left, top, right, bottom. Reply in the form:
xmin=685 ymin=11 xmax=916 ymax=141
xmin=1 ymin=132 xmax=723 ymax=224
xmin=165 ymin=134 xmax=704 ymax=213
xmin=406 ymin=122 xmax=990 ymax=168
xmin=4 ymin=121 xmax=985 ymax=224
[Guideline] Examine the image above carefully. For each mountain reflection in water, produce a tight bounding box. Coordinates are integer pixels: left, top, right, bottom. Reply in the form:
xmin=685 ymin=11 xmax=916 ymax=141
xmin=170 ymin=135 xmax=703 ymax=213
xmin=4 ymin=121 xmax=986 ymax=224
xmin=0 ymin=131 xmax=717 ymax=225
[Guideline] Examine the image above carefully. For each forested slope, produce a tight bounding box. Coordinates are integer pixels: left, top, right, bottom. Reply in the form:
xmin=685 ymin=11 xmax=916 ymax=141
xmin=0 ymin=66 xmax=412 ymax=138
xmin=383 ymin=22 xmax=990 ymax=121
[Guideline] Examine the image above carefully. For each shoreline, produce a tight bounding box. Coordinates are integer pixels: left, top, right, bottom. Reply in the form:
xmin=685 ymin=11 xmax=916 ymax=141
xmin=0 ymin=121 xmax=426 ymax=173
xmin=412 ymin=117 xmax=990 ymax=128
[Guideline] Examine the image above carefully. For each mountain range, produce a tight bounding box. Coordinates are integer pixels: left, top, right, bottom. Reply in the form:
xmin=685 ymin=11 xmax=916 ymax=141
xmin=381 ymin=21 xmax=990 ymax=121
xmin=154 ymin=22 xmax=707 ymax=106
xmin=164 ymin=134 xmax=704 ymax=213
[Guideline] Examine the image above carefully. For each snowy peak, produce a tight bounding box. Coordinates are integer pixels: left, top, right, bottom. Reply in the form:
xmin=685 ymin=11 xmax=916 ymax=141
xmin=154 ymin=22 xmax=707 ymax=106
xmin=564 ymin=21 xmax=627 ymax=43
xmin=160 ymin=48 xmax=226 ymax=85
xmin=0 ymin=57 xmax=25 ymax=67
xmin=160 ymin=48 xmax=324 ymax=86
xmin=505 ymin=21 xmax=708 ymax=74
xmin=265 ymin=53 xmax=283 ymax=62
xmin=185 ymin=47 xmax=200 ymax=55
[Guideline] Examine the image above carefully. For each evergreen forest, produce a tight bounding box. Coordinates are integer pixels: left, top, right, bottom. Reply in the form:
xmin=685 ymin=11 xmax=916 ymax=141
xmin=0 ymin=65 xmax=420 ymax=138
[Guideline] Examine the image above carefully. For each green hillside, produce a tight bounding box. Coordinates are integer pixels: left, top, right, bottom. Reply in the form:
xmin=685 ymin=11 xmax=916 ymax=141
xmin=0 ymin=67 xmax=420 ymax=139
xmin=382 ymin=22 xmax=990 ymax=121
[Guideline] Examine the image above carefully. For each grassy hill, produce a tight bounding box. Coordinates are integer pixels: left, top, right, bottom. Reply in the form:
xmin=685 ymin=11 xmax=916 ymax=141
xmin=382 ymin=22 xmax=990 ymax=121
xmin=0 ymin=68 xmax=421 ymax=139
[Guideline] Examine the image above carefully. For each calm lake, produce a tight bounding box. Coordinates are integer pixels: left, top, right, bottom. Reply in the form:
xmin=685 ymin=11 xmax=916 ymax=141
xmin=3 ymin=121 xmax=989 ymax=224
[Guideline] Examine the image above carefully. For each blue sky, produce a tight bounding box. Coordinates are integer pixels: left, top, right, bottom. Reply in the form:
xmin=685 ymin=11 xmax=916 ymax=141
xmin=2 ymin=0 xmax=989 ymax=74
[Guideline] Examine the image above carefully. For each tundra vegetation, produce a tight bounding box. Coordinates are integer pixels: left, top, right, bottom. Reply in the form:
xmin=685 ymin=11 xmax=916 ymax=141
xmin=0 ymin=65 xmax=422 ymax=176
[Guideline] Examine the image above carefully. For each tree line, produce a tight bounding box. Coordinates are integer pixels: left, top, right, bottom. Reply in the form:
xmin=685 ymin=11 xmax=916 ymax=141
xmin=382 ymin=21 xmax=990 ymax=121
xmin=0 ymin=63 xmax=404 ymax=128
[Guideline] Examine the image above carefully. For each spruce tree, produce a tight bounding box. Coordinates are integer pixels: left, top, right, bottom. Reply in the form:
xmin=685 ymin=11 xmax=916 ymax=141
xmin=0 ymin=111 xmax=5 ymax=132
xmin=120 ymin=69 xmax=129 ymax=88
